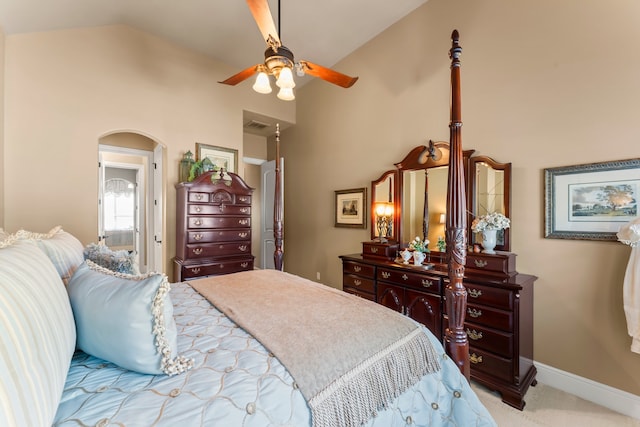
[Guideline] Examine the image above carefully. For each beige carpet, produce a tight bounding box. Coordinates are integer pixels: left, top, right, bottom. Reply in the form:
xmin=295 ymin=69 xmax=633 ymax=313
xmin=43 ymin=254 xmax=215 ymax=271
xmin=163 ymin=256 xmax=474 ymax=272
xmin=472 ymin=381 xmax=640 ymax=426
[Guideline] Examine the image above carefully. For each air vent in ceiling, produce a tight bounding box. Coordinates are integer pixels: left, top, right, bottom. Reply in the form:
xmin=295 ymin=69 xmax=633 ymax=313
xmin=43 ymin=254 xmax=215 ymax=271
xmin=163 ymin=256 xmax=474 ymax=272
xmin=244 ymin=120 xmax=271 ymax=130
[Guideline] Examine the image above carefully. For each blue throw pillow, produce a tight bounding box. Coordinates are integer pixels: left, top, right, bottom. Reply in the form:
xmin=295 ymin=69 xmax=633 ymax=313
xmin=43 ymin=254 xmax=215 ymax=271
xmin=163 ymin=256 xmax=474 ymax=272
xmin=67 ymin=260 xmax=193 ymax=375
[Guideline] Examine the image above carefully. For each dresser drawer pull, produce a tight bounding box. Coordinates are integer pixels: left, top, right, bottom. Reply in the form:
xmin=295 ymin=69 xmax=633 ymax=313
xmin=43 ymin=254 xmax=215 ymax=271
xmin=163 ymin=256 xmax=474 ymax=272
xmin=382 ymin=271 xmax=391 ymax=279
xmin=353 ymin=265 xmax=362 ymax=273
xmin=467 ymin=308 xmax=482 ymax=318
xmin=239 ymin=219 xmax=249 ymax=225
xmin=468 ymin=288 xmax=482 ymax=298
xmin=219 ymin=264 xmax=225 ymax=269
xmin=370 ymin=247 xmax=379 ymax=253
xmin=240 ymin=208 xmax=249 ymax=213
xmin=195 ymin=206 xmax=202 ymax=213
xmin=195 ymin=194 xmax=204 ymax=201
xmin=241 ymin=262 xmax=249 ymax=268
xmin=474 ymin=260 xmax=488 ymax=268
xmin=194 ymin=219 xmax=202 ymax=226
xmin=466 ymin=329 xmax=483 ymax=340
xmin=239 ymin=196 xmax=249 ymax=202
xmin=238 ymin=232 xmax=248 ymax=238
xmin=422 ymin=279 xmax=433 ymax=288
xmin=470 ymin=353 xmax=483 ymax=364
xmin=353 ymin=279 xmax=362 ymax=286
xmin=191 ymin=267 xmax=201 ymax=274
xmin=238 ymin=245 xmax=248 ymax=251
xmin=193 ymin=248 xmax=203 ymax=255
xmin=194 ymin=234 xmax=203 ymax=241
xmin=402 ymin=274 xmax=409 ymax=281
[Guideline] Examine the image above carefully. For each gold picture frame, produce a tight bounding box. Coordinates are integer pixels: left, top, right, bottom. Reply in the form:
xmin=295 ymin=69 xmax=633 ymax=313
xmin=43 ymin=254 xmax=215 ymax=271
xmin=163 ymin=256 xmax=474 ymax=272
xmin=196 ymin=143 xmax=238 ymax=174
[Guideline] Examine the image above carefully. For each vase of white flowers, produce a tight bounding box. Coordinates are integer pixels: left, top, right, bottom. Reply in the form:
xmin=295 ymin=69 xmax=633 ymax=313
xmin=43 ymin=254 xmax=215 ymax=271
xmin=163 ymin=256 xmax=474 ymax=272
xmin=408 ymin=236 xmax=429 ymax=265
xmin=471 ymin=212 xmax=510 ymax=254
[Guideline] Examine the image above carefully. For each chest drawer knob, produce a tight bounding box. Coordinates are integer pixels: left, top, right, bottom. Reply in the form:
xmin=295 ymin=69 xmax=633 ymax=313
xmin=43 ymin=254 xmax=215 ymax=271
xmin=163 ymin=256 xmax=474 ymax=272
xmin=474 ymin=260 xmax=488 ymax=268
xmin=193 ymin=248 xmax=203 ymax=255
xmin=239 ymin=219 xmax=249 ymax=225
xmin=191 ymin=267 xmax=201 ymax=274
xmin=470 ymin=353 xmax=483 ymax=364
xmin=194 ymin=234 xmax=203 ymax=241
xmin=422 ymin=279 xmax=433 ymax=288
xmin=353 ymin=265 xmax=362 ymax=273
xmin=240 ymin=208 xmax=249 ymax=213
xmin=194 ymin=219 xmax=202 ymax=226
xmin=238 ymin=245 xmax=248 ymax=251
xmin=468 ymin=288 xmax=482 ymax=298
xmin=241 ymin=262 xmax=249 ymax=268
xmin=466 ymin=329 xmax=483 ymax=340
xmin=196 ymin=194 xmax=204 ymax=200
xmin=195 ymin=206 xmax=202 ymax=213
xmin=402 ymin=274 xmax=409 ymax=281
xmin=467 ymin=308 xmax=482 ymax=318
xmin=353 ymin=279 xmax=362 ymax=286
xmin=238 ymin=232 xmax=248 ymax=238
xmin=370 ymin=247 xmax=379 ymax=253
xmin=382 ymin=271 xmax=391 ymax=279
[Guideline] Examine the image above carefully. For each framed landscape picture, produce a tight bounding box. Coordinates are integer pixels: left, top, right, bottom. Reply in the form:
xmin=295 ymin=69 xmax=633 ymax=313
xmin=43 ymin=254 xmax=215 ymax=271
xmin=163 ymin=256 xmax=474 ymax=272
xmin=544 ymin=158 xmax=640 ymax=240
xmin=196 ymin=143 xmax=238 ymax=174
xmin=335 ymin=188 xmax=367 ymax=228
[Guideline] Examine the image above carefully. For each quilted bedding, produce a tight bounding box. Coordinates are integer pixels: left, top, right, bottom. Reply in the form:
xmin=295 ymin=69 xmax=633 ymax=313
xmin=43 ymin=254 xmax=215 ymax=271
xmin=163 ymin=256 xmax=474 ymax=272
xmin=54 ymin=280 xmax=496 ymax=426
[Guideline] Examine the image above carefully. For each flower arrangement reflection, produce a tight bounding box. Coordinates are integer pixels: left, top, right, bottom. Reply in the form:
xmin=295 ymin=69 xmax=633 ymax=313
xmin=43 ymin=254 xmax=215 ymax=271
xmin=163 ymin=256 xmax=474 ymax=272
xmin=408 ymin=236 xmax=430 ymax=253
xmin=471 ymin=212 xmax=510 ymax=233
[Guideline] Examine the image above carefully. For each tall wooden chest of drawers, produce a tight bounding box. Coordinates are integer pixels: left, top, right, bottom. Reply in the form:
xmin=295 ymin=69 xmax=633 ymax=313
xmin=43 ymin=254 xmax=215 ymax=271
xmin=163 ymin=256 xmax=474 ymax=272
xmin=173 ymin=170 xmax=254 ymax=282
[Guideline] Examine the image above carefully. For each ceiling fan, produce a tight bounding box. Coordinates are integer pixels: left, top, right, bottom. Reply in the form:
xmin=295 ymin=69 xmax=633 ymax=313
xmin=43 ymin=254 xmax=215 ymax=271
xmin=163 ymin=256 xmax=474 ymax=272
xmin=219 ymin=0 xmax=358 ymax=101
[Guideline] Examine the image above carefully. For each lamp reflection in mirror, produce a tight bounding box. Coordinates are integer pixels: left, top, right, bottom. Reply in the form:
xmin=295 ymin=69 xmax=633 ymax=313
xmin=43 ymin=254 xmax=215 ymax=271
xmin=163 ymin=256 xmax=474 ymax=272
xmin=375 ymin=202 xmax=394 ymax=243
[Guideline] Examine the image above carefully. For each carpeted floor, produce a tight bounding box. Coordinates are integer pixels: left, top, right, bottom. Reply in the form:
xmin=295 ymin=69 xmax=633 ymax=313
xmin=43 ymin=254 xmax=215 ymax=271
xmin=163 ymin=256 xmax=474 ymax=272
xmin=472 ymin=381 xmax=640 ymax=426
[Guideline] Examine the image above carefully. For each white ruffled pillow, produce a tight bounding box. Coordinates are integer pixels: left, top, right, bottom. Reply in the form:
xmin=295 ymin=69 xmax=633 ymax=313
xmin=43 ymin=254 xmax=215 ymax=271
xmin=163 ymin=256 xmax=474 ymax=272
xmin=67 ymin=260 xmax=193 ymax=376
xmin=0 ymin=228 xmax=8 ymax=242
xmin=0 ymin=239 xmax=76 ymax=427
xmin=15 ymin=226 xmax=84 ymax=285
xmin=617 ymin=217 xmax=640 ymax=247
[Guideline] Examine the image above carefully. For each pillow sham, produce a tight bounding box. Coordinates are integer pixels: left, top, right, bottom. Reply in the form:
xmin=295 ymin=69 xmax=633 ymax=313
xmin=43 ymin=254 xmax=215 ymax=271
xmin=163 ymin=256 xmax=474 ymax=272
xmin=0 ymin=239 xmax=76 ymax=427
xmin=67 ymin=260 xmax=193 ymax=376
xmin=0 ymin=228 xmax=8 ymax=242
xmin=15 ymin=226 xmax=84 ymax=285
xmin=83 ymin=242 xmax=139 ymax=274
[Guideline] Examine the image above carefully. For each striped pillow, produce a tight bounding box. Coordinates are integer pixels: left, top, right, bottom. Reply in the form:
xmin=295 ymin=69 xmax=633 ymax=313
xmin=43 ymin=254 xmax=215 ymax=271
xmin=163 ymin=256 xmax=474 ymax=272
xmin=15 ymin=226 xmax=84 ymax=285
xmin=0 ymin=239 xmax=76 ymax=427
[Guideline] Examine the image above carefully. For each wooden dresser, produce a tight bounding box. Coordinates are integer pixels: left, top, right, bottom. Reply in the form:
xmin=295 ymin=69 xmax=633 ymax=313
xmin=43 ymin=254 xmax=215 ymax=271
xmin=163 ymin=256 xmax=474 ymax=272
xmin=339 ymin=251 xmax=537 ymax=410
xmin=174 ymin=171 xmax=254 ymax=282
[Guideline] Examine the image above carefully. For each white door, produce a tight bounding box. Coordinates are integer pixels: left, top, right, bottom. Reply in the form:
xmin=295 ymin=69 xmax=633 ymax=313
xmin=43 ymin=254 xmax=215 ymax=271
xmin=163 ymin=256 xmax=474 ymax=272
xmin=152 ymin=144 xmax=164 ymax=273
xmin=260 ymin=158 xmax=284 ymax=269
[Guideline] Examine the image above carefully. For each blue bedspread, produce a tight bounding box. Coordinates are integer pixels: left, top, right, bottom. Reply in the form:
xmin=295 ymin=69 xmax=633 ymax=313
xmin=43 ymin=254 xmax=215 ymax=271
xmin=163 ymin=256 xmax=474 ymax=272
xmin=54 ymin=281 xmax=496 ymax=426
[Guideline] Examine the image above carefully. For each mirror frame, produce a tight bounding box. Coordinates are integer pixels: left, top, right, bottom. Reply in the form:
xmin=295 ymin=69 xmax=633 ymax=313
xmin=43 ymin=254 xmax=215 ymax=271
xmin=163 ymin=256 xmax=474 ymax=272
xmin=468 ymin=155 xmax=512 ymax=252
xmin=370 ymin=170 xmax=399 ymax=242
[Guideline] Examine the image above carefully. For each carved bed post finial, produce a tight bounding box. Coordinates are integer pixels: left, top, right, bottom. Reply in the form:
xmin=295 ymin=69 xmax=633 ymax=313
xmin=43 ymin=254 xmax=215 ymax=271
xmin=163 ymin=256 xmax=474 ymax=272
xmin=445 ymin=29 xmax=470 ymax=379
xmin=274 ymin=123 xmax=284 ymax=271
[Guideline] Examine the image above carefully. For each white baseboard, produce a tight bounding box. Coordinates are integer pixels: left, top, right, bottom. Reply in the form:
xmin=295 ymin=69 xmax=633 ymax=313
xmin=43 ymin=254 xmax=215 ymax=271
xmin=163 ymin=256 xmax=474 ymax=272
xmin=535 ymin=361 xmax=640 ymax=420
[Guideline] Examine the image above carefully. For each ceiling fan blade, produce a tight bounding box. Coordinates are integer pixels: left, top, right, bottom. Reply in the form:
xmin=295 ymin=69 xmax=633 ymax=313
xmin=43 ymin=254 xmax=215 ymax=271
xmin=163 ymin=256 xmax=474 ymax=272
xmin=219 ymin=65 xmax=261 ymax=86
xmin=299 ymin=61 xmax=358 ymax=88
xmin=246 ymin=0 xmax=281 ymax=47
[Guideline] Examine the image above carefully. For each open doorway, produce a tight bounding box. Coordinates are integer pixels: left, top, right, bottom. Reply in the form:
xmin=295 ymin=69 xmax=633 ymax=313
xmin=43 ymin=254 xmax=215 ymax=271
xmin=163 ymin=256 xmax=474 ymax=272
xmin=98 ymin=133 xmax=164 ymax=274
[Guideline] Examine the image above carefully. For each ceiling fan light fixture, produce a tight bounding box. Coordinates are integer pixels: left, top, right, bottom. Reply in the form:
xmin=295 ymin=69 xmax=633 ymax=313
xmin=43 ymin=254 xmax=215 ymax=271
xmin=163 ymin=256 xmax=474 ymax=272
xmin=276 ymin=66 xmax=295 ymax=89
xmin=277 ymin=86 xmax=295 ymax=101
xmin=252 ymin=71 xmax=272 ymax=94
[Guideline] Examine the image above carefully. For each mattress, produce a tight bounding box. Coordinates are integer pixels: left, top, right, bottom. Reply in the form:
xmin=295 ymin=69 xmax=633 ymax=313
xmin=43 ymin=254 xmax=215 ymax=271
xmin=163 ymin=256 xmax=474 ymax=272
xmin=54 ymin=280 xmax=496 ymax=426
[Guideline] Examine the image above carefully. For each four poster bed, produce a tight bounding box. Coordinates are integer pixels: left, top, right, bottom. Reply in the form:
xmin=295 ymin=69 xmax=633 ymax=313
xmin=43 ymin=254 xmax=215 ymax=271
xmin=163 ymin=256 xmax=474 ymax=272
xmin=1 ymin=31 xmax=494 ymax=427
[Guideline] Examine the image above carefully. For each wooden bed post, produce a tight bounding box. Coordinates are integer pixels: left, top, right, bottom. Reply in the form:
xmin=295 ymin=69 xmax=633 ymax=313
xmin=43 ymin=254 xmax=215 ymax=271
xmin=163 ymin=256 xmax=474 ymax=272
xmin=274 ymin=123 xmax=284 ymax=271
xmin=445 ymin=29 xmax=470 ymax=379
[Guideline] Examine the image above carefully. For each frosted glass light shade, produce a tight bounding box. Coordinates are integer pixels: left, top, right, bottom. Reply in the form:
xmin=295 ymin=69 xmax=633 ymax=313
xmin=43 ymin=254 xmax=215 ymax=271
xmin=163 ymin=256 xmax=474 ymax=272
xmin=277 ymin=87 xmax=295 ymax=101
xmin=252 ymin=72 xmax=272 ymax=94
xmin=276 ymin=67 xmax=295 ymax=88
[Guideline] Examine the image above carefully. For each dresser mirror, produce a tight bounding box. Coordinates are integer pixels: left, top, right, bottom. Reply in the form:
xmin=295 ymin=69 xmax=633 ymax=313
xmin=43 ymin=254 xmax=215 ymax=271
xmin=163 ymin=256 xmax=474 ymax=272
xmin=469 ymin=155 xmax=512 ymax=251
xmin=370 ymin=143 xmax=511 ymax=253
xmin=370 ymin=170 xmax=398 ymax=241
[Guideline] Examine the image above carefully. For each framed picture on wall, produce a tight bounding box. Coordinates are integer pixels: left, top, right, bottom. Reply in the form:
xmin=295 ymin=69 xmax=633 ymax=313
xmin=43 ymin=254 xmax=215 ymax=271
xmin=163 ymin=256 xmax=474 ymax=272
xmin=544 ymin=158 xmax=640 ymax=240
xmin=335 ymin=188 xmax=367 ymax=228
xmin=196 ymin=143 xmax=238 ymax=174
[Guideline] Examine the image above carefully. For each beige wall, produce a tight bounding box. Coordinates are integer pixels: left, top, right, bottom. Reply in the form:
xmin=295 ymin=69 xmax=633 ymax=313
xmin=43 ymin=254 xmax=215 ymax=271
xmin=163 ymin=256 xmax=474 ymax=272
xmin=2 ymin=24 xmax=295 ymax=273
xmin=282 ymin=0 xmax=640 ymax=396
xmin=242 ymin=132 xmax=268 ymax=269
xmin=0 ymin=27 xmax=5 ymax=227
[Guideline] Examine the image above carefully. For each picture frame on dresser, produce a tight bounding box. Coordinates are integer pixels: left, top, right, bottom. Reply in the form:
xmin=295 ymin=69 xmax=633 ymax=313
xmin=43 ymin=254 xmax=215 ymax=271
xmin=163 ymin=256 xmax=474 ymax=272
xmin=335 ymin=188 xmax=367 ymax=228
xmin=544 ymin=158 xmax=640 ymax=241
xmin=196 ymin=143 xmax=238 ymax=174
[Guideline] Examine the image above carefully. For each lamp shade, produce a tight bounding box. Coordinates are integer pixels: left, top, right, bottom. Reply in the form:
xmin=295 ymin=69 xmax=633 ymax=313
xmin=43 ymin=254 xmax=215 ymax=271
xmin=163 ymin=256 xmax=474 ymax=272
xmin=252 ymin=72 xmax=272 ymax=94
xmin=276 ymin=66 xmax=295 ymax=88
xmin=277 ymin=86 xmax=295 ymax=101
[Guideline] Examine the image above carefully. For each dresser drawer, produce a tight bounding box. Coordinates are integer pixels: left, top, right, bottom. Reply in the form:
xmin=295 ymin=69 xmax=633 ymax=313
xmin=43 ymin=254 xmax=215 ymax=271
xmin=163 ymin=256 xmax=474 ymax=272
xmin=187 ymin=229 xmax=250 ymax=243
xmin=445 ymin=317 xmax=513 ymax=357
xmin=188 ymin=192 xmax=210 ymax=203
xmin=181 ymin=258 xmax=254 ymax=279
xmin=235 ymin=195 xmax=251 ymax=205
xmin=343 ymin=287 xmax=375 ymax=301
xmin=466 ymin=252 xmax=516 ymax=276
xmin=188 ymin=216 xmax=251 ymax=229
xmin=343 ymin=261 xmax=375 ymax=278
xmin=378 ymin=267 xmax=441 ymax=294
xmin=188 ymin=204 xmax=251 ymax=216
xmin=343 ymin=273 xmax=375 ymax=294
xmin=185 ymin=242 xmax=251 ymax=259
xmin=464 ymin=282 xmax=514 ymax=310
xmin=362 ymin=241 xmax=398 ymax=260
xmin=465 ymin=302 xmax=513 ymax=332
xmin=469 ymin=347 xmax=513 ymax=383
